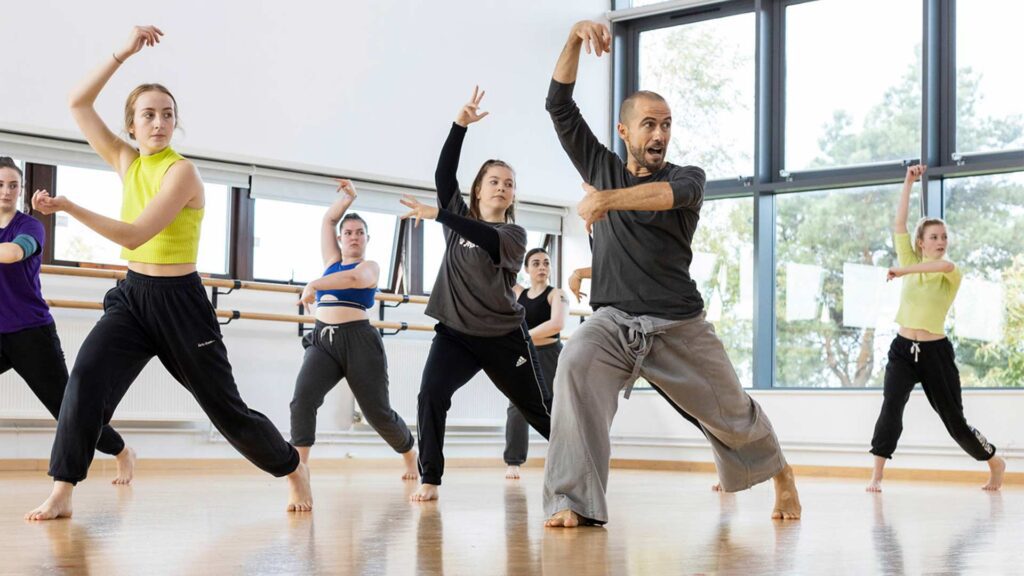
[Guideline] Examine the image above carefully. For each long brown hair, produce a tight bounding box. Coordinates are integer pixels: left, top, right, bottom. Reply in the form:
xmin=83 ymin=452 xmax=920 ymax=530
xmin=124 ymin=83 xmax=179 ymax=140
xmin=468 ymin=159 xmax=516 ymax=223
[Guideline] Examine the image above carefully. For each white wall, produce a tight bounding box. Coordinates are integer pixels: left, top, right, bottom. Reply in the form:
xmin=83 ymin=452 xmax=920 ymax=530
xmin=0 ymin=0 xmax=611 ymax=206
xmin=3 ymin=1 xmax=1020 ymax=476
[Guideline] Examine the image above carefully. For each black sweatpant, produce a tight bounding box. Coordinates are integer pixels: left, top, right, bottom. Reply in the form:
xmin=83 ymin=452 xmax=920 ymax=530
xmin=0 ymin=322 xmax=125 ymax=456
xmin=504 ymin=341 xmax=559 ymax=465
xmin=49 ymin=271 xmax=299 ymax=484
xmin=418 ymin=322 xmax=551 ymax=485
xmin=870 ymin=335 xmax=996 ymax=461
xmin=290 ymin=320 xmax=414 ymax=452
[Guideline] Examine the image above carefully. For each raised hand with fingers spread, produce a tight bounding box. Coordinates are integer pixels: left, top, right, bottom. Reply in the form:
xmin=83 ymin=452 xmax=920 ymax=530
xmin=455 ymin=86 xmax=490 ymax=128
xmin=399 ymin=195 xmax=439 ymax=227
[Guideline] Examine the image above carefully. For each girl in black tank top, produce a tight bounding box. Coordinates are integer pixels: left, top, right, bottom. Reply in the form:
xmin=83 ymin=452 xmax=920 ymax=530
xmin=518 ymin=286 xmax=560 ymax=343
xmin=505 ymin=248 xmax=569 ymax=478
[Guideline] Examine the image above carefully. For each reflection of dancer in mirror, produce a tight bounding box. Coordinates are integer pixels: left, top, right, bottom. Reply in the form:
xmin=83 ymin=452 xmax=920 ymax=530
xmin=402 ymin=87 xmax=552 ymax=502
xmin=543 ymin=20 xmax=800 ymax=528
xmin=1 ymin=158 xmax=137 ymax=486
xmin=291 ymin=179 xmax=418 ymax=480
xmin=26 ymin=26 xmax=310 ymax=521
xmin=504 ymin=248 xmax=566 ymax=479
xmin=867 ymin=164 xmax=1005 ymax=492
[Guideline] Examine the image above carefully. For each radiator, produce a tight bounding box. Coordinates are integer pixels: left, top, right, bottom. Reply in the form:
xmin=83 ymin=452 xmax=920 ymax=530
xmin=0 ymin=318 xmax=206 ymax=421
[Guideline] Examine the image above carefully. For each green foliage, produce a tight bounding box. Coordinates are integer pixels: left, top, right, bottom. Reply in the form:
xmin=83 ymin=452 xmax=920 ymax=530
xmin=691 ymin=54 xmax=1023 ymax=388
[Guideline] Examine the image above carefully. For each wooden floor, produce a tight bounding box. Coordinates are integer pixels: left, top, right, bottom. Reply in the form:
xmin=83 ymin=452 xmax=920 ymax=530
xmin=0 ymin=465 xmax=1020 ymax=575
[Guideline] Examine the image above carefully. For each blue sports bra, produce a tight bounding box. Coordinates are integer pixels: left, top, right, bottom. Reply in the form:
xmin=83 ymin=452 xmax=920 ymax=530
xmin=315 ymin=261 xmax=377 ymax=310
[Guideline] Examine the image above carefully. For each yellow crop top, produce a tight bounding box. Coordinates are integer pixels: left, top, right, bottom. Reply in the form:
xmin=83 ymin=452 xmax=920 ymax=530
xmin=893 ymin=232 xmax=962 ymax=335
xmin=119 ymin=146 xmax=203 ymax=264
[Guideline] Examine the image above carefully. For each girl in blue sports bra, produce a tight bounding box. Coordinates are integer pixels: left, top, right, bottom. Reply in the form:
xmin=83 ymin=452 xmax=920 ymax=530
xmin=292 ymin=180 xmax=418 ymax=480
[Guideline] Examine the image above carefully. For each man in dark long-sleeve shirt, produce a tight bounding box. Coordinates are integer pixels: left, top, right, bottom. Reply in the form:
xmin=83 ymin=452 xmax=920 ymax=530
xmin=542 ymin=20 xmax=802 ymax=528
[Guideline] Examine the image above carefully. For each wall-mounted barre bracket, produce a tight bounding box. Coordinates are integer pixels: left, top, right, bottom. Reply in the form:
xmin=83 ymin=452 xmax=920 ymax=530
xmin=210 ymin=280 xmax=242 ymax=309
xmin=379 ymin=322 xmax=408 ymax=337
xmin=219 ymin=310 xmax=241 ymax=326
xmin=378 ymin=294 xmax=411 ymax=329
xmin=297 ymin=304 xmax=312 ymax=336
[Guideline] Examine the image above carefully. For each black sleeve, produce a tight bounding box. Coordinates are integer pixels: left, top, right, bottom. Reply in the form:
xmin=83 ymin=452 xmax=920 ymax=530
xmin=545 ymin=79 xmax=621 ymax=186
xmin=434 ymin=123 xmax=470 ymax=215
xmin=668 ymin=166 xmax=706 ymax=211
xmin=436 ymin=209 xmax=500 ymax=263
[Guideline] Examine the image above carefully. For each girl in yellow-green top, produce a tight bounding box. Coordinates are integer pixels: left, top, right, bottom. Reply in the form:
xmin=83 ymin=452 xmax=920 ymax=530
xmin=26 ymin=26 xmax=311 ymax=521
xmin=866 ymin=165 xmax=1005 ymax=493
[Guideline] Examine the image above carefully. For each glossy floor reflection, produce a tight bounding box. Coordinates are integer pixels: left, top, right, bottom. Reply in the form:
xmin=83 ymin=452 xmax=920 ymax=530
xmin=1 ymin=466 xmax=1020 ymax=575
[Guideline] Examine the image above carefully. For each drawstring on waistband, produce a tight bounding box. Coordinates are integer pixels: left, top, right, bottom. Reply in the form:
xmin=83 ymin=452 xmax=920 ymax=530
xmin=909 ymin=341 xmax=921 ymax=363
xmin=622 ymin=316 xmax=674 ymax=399
xmin=320 ymin=325 xmax=337 ymax=345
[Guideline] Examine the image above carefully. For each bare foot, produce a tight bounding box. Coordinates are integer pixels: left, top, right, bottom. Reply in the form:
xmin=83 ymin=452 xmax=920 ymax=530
xmin=865 ymin=477 xmax=883 ymax=493
xmin=771 ymin=465 xmax=802 ymax=520
xmin=410 ymin=483 xmax=439 ymax=502
xmin=112 ymin=446 xmax=137 ymax=485
xmin=402 ymin=450 xmax=419 ymax=481
xmin=711 ymin=482 xmax=722 ymax=492
xmin=25 ymin=482 xmax=74 ymax=521
xmin=982 ymin=456 xmax=1006 ymax=491
xmin=866 ymin=455 xmax=886 ymax=493
xmin=286 ymin=462 xmax=313 ymax=512
xmin=545 ymin=509 xmax=581 ymax=528
xmin=506 ymin=465 xmax=521 ymax=480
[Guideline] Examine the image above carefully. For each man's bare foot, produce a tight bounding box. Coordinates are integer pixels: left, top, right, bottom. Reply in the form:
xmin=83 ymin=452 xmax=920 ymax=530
xmin=506 ymin=465 xmax=521 ymax=480
xmin=771 ymin=465 xmax=802 ymax=520
xmin=545 ymin=509 xmax=581 ymax=528
xmin=112 ymin=446 xmax=137 ymax=485
xmin=25 ymin=482 xmax=74 ymax=521
xmin=402 ymin=450 xmax=419 ymax=481
xmin=982 ymin=456 xmax=1006 ymax=491
xmin=711 ymin=482 xmax=722 ymax=492
xmin=410 ymin=483 xmax=439 ymax=502
xmin=286 ymin=462 xmax=313 ymax=512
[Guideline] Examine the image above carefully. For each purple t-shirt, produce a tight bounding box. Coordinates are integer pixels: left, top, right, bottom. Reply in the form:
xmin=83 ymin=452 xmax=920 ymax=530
xmin=0 ymin=211 xmax=53 ymax=333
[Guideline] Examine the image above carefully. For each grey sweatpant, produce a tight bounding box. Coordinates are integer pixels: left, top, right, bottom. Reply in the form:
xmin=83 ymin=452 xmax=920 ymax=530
xmin=290 ymin=320 xmax=414 ymax=453
xmin=543 ymin=307 xmax=786 ymax=524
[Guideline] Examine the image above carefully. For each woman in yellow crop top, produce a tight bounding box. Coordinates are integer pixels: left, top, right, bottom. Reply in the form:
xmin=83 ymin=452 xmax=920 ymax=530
xmin=26 ymin=26 xmax=310 ymax=521
xmin=866 ymin=165 xmax=1005 ymax=493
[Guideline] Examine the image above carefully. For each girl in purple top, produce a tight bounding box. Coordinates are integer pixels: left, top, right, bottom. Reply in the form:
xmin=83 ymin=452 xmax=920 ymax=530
xmin=0 ymin=157 xmax=136 ymax=484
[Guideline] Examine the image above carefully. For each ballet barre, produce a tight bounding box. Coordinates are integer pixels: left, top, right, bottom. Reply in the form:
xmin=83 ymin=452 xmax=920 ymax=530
xmin=44 ymin=299 xmax=434 ymax=334
xmin=40 ymin=265 xmax=590 ymax=336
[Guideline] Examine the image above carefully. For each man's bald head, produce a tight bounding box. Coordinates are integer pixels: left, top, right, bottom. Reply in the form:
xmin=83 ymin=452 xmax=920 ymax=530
xmin=619 ymin=90 xmax=669 ymax=124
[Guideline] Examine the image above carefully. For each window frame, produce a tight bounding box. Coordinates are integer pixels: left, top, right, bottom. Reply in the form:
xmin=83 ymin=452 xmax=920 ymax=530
xmin=614 ymin=0 xmax=1024 ymax=389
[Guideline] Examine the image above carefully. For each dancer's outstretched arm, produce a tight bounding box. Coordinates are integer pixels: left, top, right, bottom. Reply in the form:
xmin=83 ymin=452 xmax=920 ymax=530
xmin=894 ymin=165 xmax=925 ymax=234
xmin=70 ymin=25 xmax=163 ymax=176
xmin=321 ymin=179 xmax=357 ymax=268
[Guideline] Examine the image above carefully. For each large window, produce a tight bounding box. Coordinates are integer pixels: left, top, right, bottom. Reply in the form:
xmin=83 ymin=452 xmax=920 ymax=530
xmin=785 ymin=0 xmax=921 ymax=171
xmin=53 ymin=166 xmax=124 ymax=266
xmin=775 ymin=184 xmax=919 ymax=388
xmin=254 ymin=199 xmax=396 ymax=286
xmin=619 ymin=0 xmax=1023 ymax=389
xmin=955 ymin=1 xmax=1024 ymax=154
xmin=638 ymin=12 xmax=755 ymax=180
xmin=692 ymin=197 xmax=754 ymax=386
xmin=422 ymin=220 xmax=445 ymax=293
xmin=422 ymin=222 xmax=554 ymax=294
xmin=52 ymin=166 xmax=230 ymax=274
xmin=196 ymin=184 xmax=230 ymax=275
xmin=944 ymin=172 xmax=1024 ymax=388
